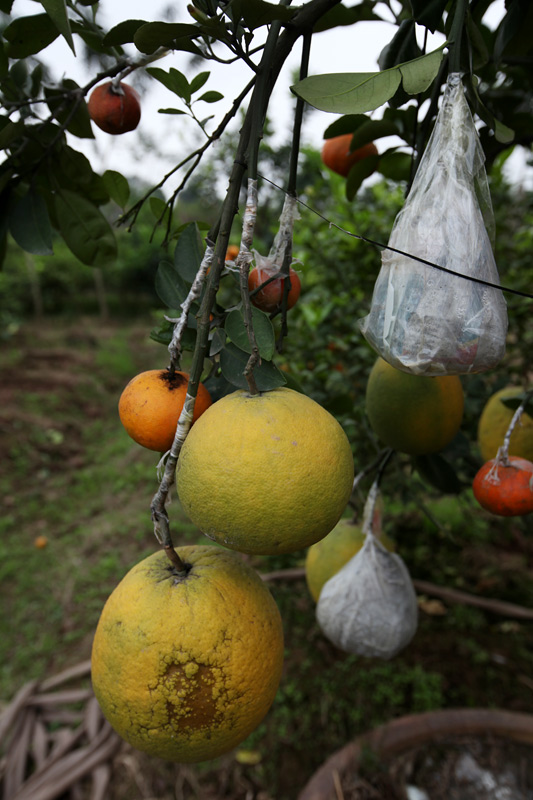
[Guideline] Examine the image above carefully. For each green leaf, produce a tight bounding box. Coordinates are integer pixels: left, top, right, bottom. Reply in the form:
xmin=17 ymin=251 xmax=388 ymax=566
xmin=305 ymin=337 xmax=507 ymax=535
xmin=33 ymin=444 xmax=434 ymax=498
xmin=377 ymin=151 xmax=412 ymax=182
xmin=292 ymin=45 xmax=446 ymax=115
xmin=173 ymin=223 xmax=203 ymax=283
xmin=158 ymin=108 xmax=187 ymax=115
xmin=54 ymin=190 xmax=117 ymax=266
xmin=414 ymin=453 xmax=463 ymax=494
xmin=219 ymin=343 xmax=286 ymax=392
xmin=466 ymin=14 xmax=489 ymax=70
xmin=345 ymin=154 xmax=380 ymax=200
xmin=155 ymin=261 xmax=189 ymax=309
xmin=225 ymin=307 xmax=276 ymax=361
xmin=38 ymin=0 xmax=75 ymax=54
xmin=494 ymin=0 xmax=533 ymax=62
xmin=409 ymin=0 xmax=448 ymax=33
xmin=228 ymin=0 xmax=295 ymax=29
xmin=102 ymin=170 xmax=130 ymax=208
xmin=349 ymin=118 xmax=400 ymax=149
xmin=197 ymin=90 xmax=223 ymax=103
xmin=0 ymin=118 xmax=24 ymax=150
xmin=398 ymin=45 xmax=446 ymax=95
xmin=102 ymin=19 xmax=147 ymax=46
xmin=292 ymin=70 xmax=401 ymax=115
xmin=501 ymin=394 xmax=533 ymax=417
xmin=149 ymin=196 xmax=170 ymax=225
xmin=44 ymin=81 xmax=94 ymax=139
xmin=146 ymin=67 xmax=190 ymax=101
xmin=494 ymin=119 xmax=515 ymax=145
xmin=4 ymin=14 xmax=60 ymax=57
xmin=54 ymin=146 xmax=109 ymax=205
xmin=378 ymin=20 xmax=421 ymax=72
xmin=209 ymin=327 xmax=226 ymax=357
xmin=0 ymin=41 xmax=9 ymax=78
xmin=8 ymin=188 xmax=53 ymax=255
xmin=134 ymin=22 xmax=200 ymax=54
xmin=189 ymin=71 xmax=210 ymax=94
xmin=323 ymin=114 xmax=369 ymax=139
xmin=313 ymin=2 xmax=382 ymax=33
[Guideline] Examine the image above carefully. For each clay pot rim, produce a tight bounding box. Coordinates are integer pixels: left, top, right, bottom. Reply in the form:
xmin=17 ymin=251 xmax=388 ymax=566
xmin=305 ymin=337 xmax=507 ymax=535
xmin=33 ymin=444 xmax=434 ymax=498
xmin=298 ymin=707 xmax=533 ymax=800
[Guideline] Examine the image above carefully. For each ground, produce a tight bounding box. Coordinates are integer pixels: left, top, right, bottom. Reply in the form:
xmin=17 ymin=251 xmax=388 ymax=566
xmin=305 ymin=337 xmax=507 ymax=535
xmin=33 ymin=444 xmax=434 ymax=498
xmin=1 ymin=317 xmax=532 ymax=799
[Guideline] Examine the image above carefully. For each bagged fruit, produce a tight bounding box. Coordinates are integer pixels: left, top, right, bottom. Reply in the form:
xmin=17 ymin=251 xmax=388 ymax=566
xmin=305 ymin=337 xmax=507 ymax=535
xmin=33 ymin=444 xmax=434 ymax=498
xmin=316 ymin=484 xmax=418 ymax=659
xmin=359 ymin=73 xmax=508 ymax=376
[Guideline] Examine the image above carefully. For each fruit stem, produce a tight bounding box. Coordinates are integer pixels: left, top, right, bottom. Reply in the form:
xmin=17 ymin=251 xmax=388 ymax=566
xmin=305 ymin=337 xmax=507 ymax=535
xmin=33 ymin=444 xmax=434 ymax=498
xmin=448 ymin=0 xmax=467 ymax=75
xmin=361 ymin=479 xmax=380 ymax=537
xmin=163 ymin=545 xmax=187 ymax=574
xmin=496 ymin=390 xmax=533 ymax=467
xmin=361 ymin=449 xmax=394 ymax=537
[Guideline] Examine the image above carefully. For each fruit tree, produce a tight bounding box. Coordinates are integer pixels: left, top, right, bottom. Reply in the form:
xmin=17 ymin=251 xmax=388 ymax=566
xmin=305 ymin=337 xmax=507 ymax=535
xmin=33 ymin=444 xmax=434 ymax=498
xmin=2 ymin=0 xmax=533 ymax=771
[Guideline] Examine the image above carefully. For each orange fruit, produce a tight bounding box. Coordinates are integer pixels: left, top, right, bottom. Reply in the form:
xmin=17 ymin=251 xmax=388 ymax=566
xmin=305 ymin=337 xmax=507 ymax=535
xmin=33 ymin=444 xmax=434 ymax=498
xmin=473 ymin=456 xmax=533 ymax=517
xmin=91 ymin=545 xmax=284 ymax=763
xmin=365 ymin=358 xmax=464 ymax=455
xmin=225 ymin=244 xmax=239 ymax=261
xmin=248 ymin=264 xmax=301 ymax=313
xmin=176 ymin=387 xmax=354 ymax=555
xmin=305 ymin=518 xmax=394 ymax=602
xmin=118 ymin=369 xmax=212 ymax=452
xmin=88 ymin=81 xmax=141 ymax=134
xmin=321 ymin=134 xmax=378 ymax=178
xmin=477 ymin=387 xmax=533 ymax=462
xmin=34 ymin=535 xmax=48 ymax=549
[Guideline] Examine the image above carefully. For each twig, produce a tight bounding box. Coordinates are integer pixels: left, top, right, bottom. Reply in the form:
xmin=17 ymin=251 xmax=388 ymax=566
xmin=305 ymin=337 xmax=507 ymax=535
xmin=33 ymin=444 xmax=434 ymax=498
xmin=260 ymin=568 xmax=533 ymax=620
xmin=166 ymin=243 xmax=215 ymax=371
xmin=237 ymin=179 xmax=261 ymax=395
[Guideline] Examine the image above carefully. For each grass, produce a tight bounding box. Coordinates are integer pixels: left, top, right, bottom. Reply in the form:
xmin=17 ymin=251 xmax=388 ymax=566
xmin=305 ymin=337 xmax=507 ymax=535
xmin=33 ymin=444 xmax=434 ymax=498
xmin=1 ymin=317 xmax=533 ymax=799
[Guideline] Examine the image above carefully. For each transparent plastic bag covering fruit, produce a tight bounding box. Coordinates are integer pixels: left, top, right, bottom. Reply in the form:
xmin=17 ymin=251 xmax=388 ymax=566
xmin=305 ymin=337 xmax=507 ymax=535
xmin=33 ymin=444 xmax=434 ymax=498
xmin=316 ymin=485 xmax=418 ymax=660
xmin=359 ymin=73 xmax=508 ymax=376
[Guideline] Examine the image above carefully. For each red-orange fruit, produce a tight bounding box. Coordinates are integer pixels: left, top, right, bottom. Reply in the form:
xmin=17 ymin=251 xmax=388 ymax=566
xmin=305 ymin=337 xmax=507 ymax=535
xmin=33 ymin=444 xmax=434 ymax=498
xmin=248 ymin=265 xmax=301 ymax=313
xmin=118 ymin=370 xmax=212 ymax=453
xmin=88 ymin=81 xmax=141 ymax=135
xmin=321 ymin=134 xmax=378 ymax=178
xmin=472 ymin=456 xmax=533 ymax=517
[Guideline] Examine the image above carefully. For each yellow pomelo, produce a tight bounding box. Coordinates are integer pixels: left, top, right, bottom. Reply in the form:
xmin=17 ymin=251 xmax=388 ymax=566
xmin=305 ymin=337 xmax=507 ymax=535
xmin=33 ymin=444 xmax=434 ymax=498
xmin=305 ymin=518 xmax=395 ymax=602
xmin=365 ymin=358 xmax=464 ymax=455
xmin=91 ymin=546 xmax=283 ymax=763
xmin=477 ymin=387 xmax=533 ymax=462
xmin=176 ymin=387 xmax=354 ymax=555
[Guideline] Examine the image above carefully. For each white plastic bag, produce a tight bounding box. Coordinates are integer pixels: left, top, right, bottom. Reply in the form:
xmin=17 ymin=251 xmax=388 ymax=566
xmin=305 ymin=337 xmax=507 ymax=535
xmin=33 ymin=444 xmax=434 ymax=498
xmin=316 ymin=484 xmax=418 ymax=660
xmin=359 ymin=73 xmax=508 ymax=376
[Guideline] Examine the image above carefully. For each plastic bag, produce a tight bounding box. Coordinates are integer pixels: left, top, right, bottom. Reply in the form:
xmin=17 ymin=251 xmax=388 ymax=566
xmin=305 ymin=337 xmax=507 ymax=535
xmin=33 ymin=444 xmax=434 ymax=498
xmin=316 ymin=534 xmax=418 ymax=659
xmin=315 ymin=484 xmax=418 ymax=660
xmin=359 ymin=73 xmax=508 ymax=376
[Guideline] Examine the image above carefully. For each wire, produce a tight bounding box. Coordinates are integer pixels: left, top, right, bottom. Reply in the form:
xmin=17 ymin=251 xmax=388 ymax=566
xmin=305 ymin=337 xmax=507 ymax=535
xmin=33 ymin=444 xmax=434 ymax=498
xmin=257 ymin=173 xmax=533 ymax=301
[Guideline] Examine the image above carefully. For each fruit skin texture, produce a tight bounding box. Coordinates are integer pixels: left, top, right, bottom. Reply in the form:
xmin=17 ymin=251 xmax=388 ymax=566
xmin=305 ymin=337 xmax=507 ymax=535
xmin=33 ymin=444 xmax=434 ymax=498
xmin=365 ymin=358 xmax=464 ymax=455
xmin=321 ymin=134 xmax=378 ymax=178
xmin=91 ymin=546 xmax=284 ymax=763
xmin=477 ymin=387 xmax=533 ymax=463
xmin=118 ymin=370 xmax=212 ymax=453
xmin=305 ymin=518 xmax=394 ymax=602
xmin=472 ymin=456 xmax=533 ymax=517
xmin=88 ymin=81 xmax=141 ymax=134
xmin=176 ymin=387 xmax=354 ymax=555
xmin=248 ymin=264 xmax=301 ymax=313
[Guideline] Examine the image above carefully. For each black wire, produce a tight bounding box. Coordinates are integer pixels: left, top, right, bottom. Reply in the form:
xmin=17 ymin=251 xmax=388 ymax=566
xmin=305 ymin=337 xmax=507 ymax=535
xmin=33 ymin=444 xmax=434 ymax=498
xmin=257 ymin=173 xmax=533 ymax=301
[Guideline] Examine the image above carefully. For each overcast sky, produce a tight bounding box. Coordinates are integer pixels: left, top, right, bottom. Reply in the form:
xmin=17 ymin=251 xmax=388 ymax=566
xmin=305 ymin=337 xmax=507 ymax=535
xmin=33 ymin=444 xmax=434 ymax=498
xmin=12 ymin=0 xmax=528 ymax=193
